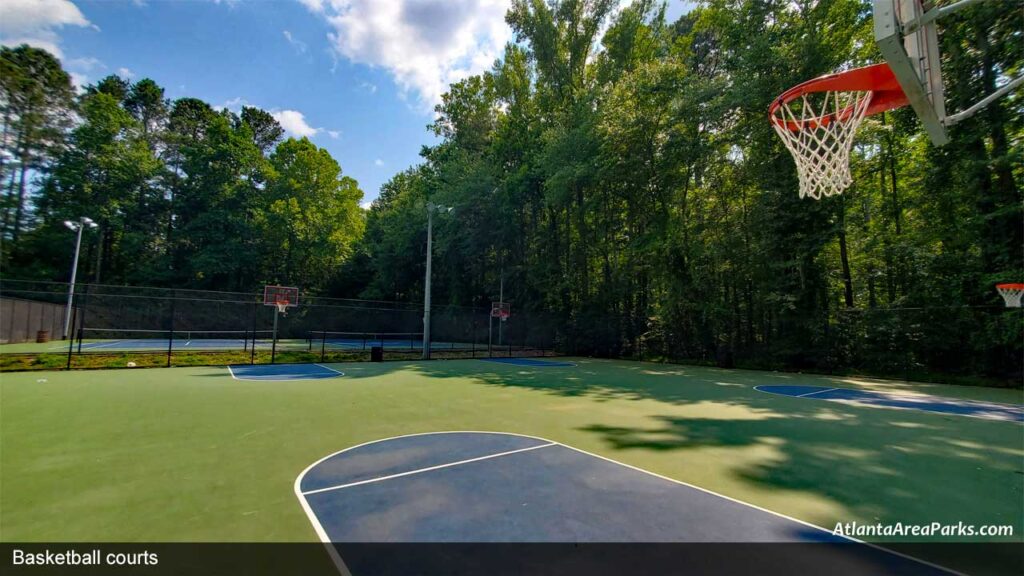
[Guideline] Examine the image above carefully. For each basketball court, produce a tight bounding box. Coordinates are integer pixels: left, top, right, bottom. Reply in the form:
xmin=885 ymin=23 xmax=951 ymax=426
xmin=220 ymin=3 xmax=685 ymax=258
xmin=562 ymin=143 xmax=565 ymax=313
xmin=0 ymin=1 xmax=1021 ymax=575
xmin=296 ymin=432 xmax=956 ymax=575
xmin=755 ymin=385 xmax=1024 ymax=422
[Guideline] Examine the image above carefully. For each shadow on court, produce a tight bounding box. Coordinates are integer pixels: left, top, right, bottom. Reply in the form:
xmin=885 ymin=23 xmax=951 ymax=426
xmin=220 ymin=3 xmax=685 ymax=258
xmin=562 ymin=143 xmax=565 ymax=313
xmin=296 ymin=432 xmax=954 ymax=575
xmin=389 ymin=360 xmax=1023 ymax=575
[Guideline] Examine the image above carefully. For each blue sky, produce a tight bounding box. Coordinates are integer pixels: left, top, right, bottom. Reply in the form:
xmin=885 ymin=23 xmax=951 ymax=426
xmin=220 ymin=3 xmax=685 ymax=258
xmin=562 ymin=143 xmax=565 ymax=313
xmin=1 ymin=0 xmax=693 ymax=204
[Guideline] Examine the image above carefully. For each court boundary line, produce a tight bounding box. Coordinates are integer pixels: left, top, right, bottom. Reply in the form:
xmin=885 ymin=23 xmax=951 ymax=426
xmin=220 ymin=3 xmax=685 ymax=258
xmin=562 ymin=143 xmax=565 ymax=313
xmin=227 ymin=363 xmax=345 ymax=382
xmin=753 ymin=385 xmax=1024 ymax=422
xmin=479 ymin=358 xmax=578 ymax=367
xmin=302 ymin=442 xmax=556 ymax=496
xmin=293 ymin=431 xmax=961 ymax=576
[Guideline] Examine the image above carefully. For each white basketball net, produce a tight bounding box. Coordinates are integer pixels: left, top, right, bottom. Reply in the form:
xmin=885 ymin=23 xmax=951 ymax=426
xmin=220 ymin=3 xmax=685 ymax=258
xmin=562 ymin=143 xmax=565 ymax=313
xmin=996 ymin=285 xmax=1023 ymax=308
xmin=772 ymin=90 xmax=873 ymax=200
xmin=275 ymin=301 xmax=290 ymax=316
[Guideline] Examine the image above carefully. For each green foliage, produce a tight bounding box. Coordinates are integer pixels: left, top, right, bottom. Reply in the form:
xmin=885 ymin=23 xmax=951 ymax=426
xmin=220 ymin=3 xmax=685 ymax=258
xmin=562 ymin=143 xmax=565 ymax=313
xmin=264 ymin=138 xmax=365 ymax=288
xmin=0 ymin=3 xmax=1019 ymax=383
xmin=358 ymin=0 xmax=1021 ymax=382
xmin=0 ymin=45 xmax=76 ymax=244
xmin=1 ymin=51 xmax=366 ymax=295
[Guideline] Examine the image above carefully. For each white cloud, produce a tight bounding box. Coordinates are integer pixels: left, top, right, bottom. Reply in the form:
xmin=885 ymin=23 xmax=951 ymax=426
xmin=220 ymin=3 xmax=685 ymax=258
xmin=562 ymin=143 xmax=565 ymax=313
xmin=358 ymin=80 xmax=377 ymax=94
xmin=66 ymin=56 xmax=103 ymax=71
xmin=297 ymin=0 xmax=325 ymax=13
xmin=300 ymin=0 xmax=511 ymax=110
xmin=327 ymin=130 xmax=341 ymax=139
xmin=283 ymin=30 xmax=307 ymax=53
xmin=374 ymin=158 xmax=384 ymax=166
xmin=118 ymin=67 xmax=135 ymax=79
xmin=214 ymin=96 xmax=248 ymax=112
xmin=69 ymin=71 xmax=89 ymax=92
xmin=359 ymin=199 xmax=373 ymax=210
xmin=271 ymin=109 xmax=321 ymax=138
xmin=0 ymin=0 xmax=92 ymax=58
xmin=221 ymin=96 xmax=249 ymax=111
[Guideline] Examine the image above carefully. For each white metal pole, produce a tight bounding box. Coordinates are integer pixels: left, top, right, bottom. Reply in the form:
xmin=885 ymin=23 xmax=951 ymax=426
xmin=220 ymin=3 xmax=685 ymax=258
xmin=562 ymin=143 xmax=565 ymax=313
xmin=422 ymin=207 xmax=433 ymax=359
xmin=63 ymin=222 xmax=84 ymax=339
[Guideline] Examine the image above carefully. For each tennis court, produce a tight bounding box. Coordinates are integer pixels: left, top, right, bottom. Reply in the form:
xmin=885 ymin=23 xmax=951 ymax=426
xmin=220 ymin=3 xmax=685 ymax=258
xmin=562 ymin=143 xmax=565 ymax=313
xmin=1 ymin=358 xmax=1019 ymax=575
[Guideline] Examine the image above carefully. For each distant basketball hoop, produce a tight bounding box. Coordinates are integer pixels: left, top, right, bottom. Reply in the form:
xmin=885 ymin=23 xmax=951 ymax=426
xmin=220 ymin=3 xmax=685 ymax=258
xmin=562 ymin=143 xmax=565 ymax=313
xmin=491 ymin=301 xmax=510 ymax=322
xmin=996 ymin=283 xmax=1024 ymax=308
xmin=264 ymin=285 xmax=299 ymax=315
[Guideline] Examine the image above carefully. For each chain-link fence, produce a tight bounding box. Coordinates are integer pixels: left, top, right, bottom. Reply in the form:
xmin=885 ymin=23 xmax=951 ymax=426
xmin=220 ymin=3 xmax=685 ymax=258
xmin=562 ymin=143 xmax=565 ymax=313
xmin=560 ymin=303 xmax=1022 ymax=385
xmin=2 ymin=279 xmax=1018 ymax=384
xmin=0 ymin=280 xmax=558 ymax=369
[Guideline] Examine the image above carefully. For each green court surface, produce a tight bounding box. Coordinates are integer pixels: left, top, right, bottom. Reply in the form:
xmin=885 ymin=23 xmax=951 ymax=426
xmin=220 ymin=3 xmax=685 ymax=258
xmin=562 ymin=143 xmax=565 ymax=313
xmin=1 ymin=358 xmax=1021 ymax=553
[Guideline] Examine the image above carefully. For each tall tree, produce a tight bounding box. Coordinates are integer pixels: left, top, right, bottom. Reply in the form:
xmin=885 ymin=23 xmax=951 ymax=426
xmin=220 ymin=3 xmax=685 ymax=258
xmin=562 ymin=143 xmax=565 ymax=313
xmin=0 ymin=45 xmax=76 ymax=244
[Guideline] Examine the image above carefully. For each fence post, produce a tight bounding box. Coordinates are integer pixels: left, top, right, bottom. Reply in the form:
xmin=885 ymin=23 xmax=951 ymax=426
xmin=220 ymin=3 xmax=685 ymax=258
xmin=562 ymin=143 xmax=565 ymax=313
xmin=320 ymin=327 xmax=326 ymax=362
xmin=76 ymin=284 xmax=89 ymax=354
xmin=166 ymin=291 xmax=176 ymax=368
xmin=250 ymin=301 xmax=257 ymax=365
xmin=471 ymin=313 xmax=477 ymax=358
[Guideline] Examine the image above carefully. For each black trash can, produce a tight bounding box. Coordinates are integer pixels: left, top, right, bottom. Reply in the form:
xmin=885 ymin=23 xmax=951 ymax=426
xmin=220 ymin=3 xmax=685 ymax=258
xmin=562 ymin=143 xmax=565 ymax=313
xmin=370 ymin=346 xmax=384 ymax=362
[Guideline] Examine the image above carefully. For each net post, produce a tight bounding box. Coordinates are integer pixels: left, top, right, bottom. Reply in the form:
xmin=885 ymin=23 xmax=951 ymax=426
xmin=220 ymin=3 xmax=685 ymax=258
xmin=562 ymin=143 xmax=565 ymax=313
xmin=166 ymin=291 xmax=176 ymax=368
xmin=65 ymin=304 xmax=78 ymax=370
xmin=320 ymin=329 xmax=326 ymax=362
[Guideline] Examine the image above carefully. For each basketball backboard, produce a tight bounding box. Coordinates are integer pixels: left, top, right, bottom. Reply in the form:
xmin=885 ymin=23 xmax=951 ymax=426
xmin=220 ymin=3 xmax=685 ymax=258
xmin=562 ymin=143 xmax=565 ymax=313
xmin=263 ymin=285 xmax=299 ymax=307
xmin=874 ymin=0 xmax=947 ymax=145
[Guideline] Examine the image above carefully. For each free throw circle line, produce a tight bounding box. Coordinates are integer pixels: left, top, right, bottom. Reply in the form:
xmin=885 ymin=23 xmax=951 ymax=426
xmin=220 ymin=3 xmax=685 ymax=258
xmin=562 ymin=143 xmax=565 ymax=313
xmin=301 ymin=441 xmax=557 ymax=496
xmin=796 ymin=387 xmax=838 ymax=397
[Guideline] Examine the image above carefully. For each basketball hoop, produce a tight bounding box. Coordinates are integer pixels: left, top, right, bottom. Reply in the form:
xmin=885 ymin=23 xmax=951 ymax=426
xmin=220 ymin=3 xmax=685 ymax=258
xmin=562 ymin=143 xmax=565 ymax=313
xmin=770 ymin=63 xmax=909 ymax=200
xmin=275 ymin=300 xmax=291 ymax=316
xmin=491 ymin=302 xmax=510 ymax=322
xmin=996 ymin=283 xmax=1024 ymax=308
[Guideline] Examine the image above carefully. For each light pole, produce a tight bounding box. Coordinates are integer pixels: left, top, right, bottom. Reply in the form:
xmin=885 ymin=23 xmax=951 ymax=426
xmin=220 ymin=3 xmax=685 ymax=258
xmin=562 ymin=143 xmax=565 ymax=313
xmin=63 ymin=217 xmax=97 ymax=338
xmin=423 ymin=202 xmax=453 ymax=359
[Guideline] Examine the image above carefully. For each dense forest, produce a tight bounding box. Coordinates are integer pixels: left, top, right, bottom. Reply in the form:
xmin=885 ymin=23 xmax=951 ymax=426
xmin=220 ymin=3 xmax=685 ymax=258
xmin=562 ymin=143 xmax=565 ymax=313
xmin=0 ymin=46 xmax=364 ymax=291
xmin=1 ymin=0 xmax=1021 ymax=382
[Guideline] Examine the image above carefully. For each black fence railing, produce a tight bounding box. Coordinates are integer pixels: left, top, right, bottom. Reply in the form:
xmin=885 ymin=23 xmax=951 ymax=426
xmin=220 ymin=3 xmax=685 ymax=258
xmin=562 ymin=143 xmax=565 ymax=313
xmin=2 ymin=279 xmax=1018 ymax=385
xmin=0 ymin=280 xmax=558 ymax=369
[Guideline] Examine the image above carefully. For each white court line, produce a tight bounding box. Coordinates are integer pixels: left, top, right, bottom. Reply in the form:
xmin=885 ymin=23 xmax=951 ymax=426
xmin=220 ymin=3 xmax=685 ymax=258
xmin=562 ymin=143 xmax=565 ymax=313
xmin=81 ymin=339 xmax=131 ymax=350
xmin=294 ymin=431 xmax=961 ymax=576
xmin=314 ymin=363 xmax=346 ymax=376
xmin=226 ymin=363 xmax=345 ymax=382
xmin=754 ymin=385 xmax=1023 ymax=423
xmin=302 ymin=442 xmax=556 ymax=496
xmin=796 ymin=387 xmax=838 ymax=397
